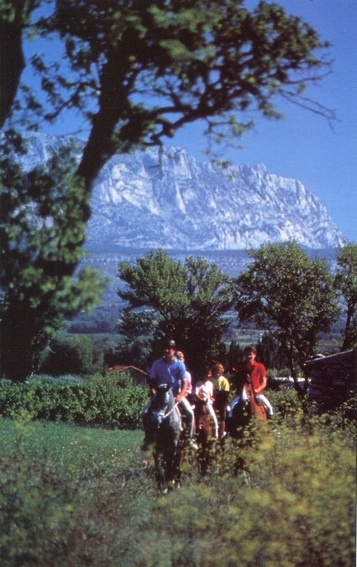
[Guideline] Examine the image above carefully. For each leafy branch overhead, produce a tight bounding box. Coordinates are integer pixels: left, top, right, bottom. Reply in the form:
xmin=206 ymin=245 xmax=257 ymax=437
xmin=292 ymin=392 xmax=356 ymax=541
xmin=0 ymin=0 xmax=339 ymax=381
xmin=2 ymin=0 xmax=334 ymax=191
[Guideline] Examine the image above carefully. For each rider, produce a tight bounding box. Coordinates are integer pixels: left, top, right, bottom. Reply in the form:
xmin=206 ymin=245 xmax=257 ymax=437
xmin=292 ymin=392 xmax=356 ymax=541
xmin=141 ymin=339 xmax=198 ymax=451
xmin=212 ymin=361 xmax=230 ymax=439
xmin=194 ymin=365 xmax=219 ymax=439
xmin=176 ymin=351 xmax=193 ymax=399
xmin=176 ymin=350 xmax=196 ymax=430
xmin=228 ymin=345 xmax=274 ymax=418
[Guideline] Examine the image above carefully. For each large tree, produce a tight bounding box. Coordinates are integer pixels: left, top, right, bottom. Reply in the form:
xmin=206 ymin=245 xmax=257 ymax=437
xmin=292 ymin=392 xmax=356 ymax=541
xmin=118 ymin=249 xmax=233 ymax=375
xmin=0 ymin=1 xmax=334 ymax=377
xmin=0 ymin=133 xmax=106 ymax=380
xmin=334 ymin=243 xmax=357 ymax=351
xmin=0 ymin=0 xmax=41 ymax=127
xmin=233 ymin=242 xmax=341 ymax=392
xmin=2 ymin=0 xmax=334 ymax=193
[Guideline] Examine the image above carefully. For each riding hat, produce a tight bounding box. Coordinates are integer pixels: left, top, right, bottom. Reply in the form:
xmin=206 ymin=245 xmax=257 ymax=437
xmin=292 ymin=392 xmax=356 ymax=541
xmin=163 ymin=339 xmax=176 ymax=349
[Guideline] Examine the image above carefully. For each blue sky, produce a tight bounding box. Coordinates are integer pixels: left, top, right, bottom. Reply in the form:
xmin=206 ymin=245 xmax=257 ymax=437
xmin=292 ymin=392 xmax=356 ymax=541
xmin=26 ymin=0 xmax=357 ymax=242
xmin=173 ymin=0 xmax=357 ymax=243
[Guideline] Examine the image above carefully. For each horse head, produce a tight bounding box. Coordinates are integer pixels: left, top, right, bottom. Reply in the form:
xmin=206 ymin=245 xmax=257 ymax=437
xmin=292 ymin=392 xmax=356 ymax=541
xmin=149 ymin=383 xmax=174 ymax=429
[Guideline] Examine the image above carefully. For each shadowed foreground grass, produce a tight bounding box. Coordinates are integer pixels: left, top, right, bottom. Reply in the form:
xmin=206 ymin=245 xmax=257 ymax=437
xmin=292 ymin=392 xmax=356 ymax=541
xmin=0 ymin=415 xmax=355 ymax=567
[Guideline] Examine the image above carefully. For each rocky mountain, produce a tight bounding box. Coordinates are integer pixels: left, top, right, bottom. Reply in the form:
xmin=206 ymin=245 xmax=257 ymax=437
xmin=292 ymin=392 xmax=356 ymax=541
xmin=15 ymin=133 xmax=345 ymax=251
xmin=88 ymin=146 xmax=344 ymax=250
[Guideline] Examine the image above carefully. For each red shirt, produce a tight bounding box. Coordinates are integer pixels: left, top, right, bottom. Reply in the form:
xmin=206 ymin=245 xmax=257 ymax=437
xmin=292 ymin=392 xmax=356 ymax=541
xmin=234 ymin=361 xmax=267 ymax=393
xmin=248 ymin=362 xmax=266 ymax=392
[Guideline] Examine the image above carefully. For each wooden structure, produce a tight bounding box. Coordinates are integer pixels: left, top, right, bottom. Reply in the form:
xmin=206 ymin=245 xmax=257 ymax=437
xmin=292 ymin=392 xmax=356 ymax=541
xmin=306 ymin=349 xmax=356 ymax=410
xmin=107 ymin=364 xmax=149 ymax=387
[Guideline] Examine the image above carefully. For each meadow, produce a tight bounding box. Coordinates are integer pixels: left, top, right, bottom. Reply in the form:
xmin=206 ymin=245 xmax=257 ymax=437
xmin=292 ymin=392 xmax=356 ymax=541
xmin=0 ymin=394 xmax=355 ymax=567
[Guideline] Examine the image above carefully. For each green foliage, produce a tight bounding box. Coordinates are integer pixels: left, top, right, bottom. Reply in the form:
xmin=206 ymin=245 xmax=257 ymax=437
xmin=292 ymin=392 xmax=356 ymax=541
xmin=41 ymin=334 xmax=104 ymax=376
xmin=109 ymin=335 xmax=153 ymax=370
xmin=334 ymin=242 xmax=357 ymax=350
xmin=3 ymin=0 xmax=333 ymax=189
xmin=268 ymin=387 xmax=305 ymax=426
xmin=233 ymin=242 xmax=341 ymax=385
xmin=66 ymin=305 xmax=119 ymax=334
xmin=118 ymin=249 xmax=233 ymax=373
xmin=0 ymin=1 xmax=336 ymax=382
xmin=0 ymin=132 xmax=107 ymax=381
xmin=0 ymin=409 xmax=354 ymax=567
xmin=0 ymin=373 xmax=148 ymax=428
xmin=257 ymin=333 xmax=290 ymax=372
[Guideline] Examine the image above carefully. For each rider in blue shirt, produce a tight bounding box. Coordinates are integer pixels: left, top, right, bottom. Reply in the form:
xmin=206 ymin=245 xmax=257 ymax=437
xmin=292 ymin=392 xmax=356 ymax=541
xmin=149 ymin=350 xmax=185 ymax=396
xmin=141 ymin=339 xmax=198 ymax=451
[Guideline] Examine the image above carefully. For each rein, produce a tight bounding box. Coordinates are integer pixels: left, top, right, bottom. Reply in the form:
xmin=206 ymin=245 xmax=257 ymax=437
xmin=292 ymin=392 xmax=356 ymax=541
xmin=163 ymin=401 xmax=180 ymax=419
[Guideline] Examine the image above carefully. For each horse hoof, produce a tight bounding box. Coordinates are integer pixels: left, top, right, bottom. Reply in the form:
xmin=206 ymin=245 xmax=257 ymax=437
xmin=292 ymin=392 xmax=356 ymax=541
xmin=159 ymin=481 xmax=168 ymax=494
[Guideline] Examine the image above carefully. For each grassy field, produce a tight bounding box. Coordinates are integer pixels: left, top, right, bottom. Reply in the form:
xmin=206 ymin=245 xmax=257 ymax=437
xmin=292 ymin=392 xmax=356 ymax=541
xmin=0 ymin=413 xmax=355 ymax=567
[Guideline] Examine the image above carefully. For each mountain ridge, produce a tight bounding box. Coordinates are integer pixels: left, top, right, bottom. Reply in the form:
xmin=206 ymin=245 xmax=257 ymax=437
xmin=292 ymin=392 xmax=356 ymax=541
xmin=87 ymin=144 xmax=345 ymax=250
xmin=16 ymin=133 xmax=345 ymax=251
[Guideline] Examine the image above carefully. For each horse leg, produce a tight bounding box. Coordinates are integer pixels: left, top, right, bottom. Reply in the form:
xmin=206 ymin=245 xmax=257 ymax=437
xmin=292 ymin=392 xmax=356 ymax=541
xmin=155 ymin=431 xmax=180 ymax=493
xmin=153 ymin=448 xmax=167 ymax=493
xmin=165 ymin=431 xmax=182 ymax=490
xmin=218 ymin=419 xmax=226 ymax=439
xmin=250 ymin=396 xmax=268 ymax=421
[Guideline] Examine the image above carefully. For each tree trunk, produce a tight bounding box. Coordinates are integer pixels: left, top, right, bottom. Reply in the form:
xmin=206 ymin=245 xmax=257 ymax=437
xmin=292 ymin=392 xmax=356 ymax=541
xmin=0 ymin=17 xmax=25 ymax=128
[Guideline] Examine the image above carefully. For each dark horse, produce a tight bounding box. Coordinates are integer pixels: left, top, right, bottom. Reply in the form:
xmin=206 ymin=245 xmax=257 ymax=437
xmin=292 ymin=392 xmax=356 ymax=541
xmin=228 ymin=380 xmax=267 ymax=438
xmin=194 ymin=399 xmax=215 ymax=475
xmin=146 ymin=384 xmax=182 ymax=493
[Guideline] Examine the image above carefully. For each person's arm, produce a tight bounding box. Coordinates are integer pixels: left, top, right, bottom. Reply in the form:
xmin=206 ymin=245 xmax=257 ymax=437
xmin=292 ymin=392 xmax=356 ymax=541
xmin=148 ymin=378 xmax=157 ymax=395
xmin=175 ymin=361 xmax=187 ymax=402
xmin=149 ymin=362 xmax=158 ymax=395
xmin=194 ymin=382 xmax=205 ymax=401
xmin=254 ymin=371 xmax=267 ymax=394
xmin=209 ymin=381 xmax=215 ymax=403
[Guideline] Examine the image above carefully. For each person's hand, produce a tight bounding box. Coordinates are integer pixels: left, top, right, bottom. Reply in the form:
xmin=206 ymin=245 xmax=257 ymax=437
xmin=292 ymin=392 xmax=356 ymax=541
xmin=175 ymin=393 xmax=183 ymax=403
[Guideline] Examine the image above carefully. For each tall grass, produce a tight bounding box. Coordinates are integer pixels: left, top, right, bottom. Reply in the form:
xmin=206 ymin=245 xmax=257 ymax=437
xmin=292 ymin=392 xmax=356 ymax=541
xmin=0 ymin=407 xmax=355 ymax=567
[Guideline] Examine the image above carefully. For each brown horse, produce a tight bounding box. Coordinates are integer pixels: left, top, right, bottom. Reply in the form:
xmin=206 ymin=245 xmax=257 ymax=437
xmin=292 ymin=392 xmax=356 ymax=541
xmin=245 ymin=380 xmax=268 ymax=420
xmin=228 ymin=381 xmax=267 ymax=438
xmin=194 ymin=398 xmax=215 ymax=475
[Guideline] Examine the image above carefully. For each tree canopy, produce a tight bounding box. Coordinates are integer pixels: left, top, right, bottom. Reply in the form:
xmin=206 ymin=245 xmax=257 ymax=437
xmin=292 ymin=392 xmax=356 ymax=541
xmin=233 ymin=242 xmax=341 ymax=390
xmin=0 ymin=1 xmax=336 ymax=379
xmin=118 ymin=249 xmax=233 ymax=375
xmin=335 ymin=243 xmax=357 ymax=351
xmin=2 ymin=0 xmax=333 ymax=192
xmin=0 ymin=134 xmax=106 ymax=380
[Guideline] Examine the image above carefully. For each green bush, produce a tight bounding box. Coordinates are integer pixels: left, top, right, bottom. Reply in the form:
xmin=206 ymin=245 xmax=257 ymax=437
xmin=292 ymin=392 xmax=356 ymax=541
xmin=40 ymin=335 xmax=104 ymax=376
xmin=268 ymin=387 xmax=303 ymax=423
xmin=0 ymin=374 xmax=148 ymax=428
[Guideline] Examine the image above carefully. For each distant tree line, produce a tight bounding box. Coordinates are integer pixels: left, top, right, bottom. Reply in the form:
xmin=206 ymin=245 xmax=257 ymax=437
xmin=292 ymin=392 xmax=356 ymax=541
xmin=2 ymin=239 xmax=356 ymax=384
xmin=116 ymin=243 xmax=356 ymax=392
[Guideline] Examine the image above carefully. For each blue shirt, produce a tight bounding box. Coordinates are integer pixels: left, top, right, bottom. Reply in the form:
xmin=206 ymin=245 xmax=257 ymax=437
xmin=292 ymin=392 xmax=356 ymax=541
xmin=149 ymin=357 xmax=186 ymax=396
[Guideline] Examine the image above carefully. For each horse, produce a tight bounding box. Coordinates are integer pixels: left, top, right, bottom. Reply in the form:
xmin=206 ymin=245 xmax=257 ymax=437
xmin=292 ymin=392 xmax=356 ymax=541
xmin=227 ymin=380 xmax=268 ymax=439
xmin=146 ymin=383 xmax=182 ymax=493
xmin=194 ymin=398 xmax=215 ymax=475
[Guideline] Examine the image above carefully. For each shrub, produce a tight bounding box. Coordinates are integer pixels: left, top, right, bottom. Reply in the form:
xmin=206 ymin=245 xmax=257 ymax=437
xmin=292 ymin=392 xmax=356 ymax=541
xmin=0 ymin=373 xmax=148 ymax=428
xmin=0 ymin=418 xmax=354 ymax=567
xmin=40 ymin=335 xmax=104 ymax=375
